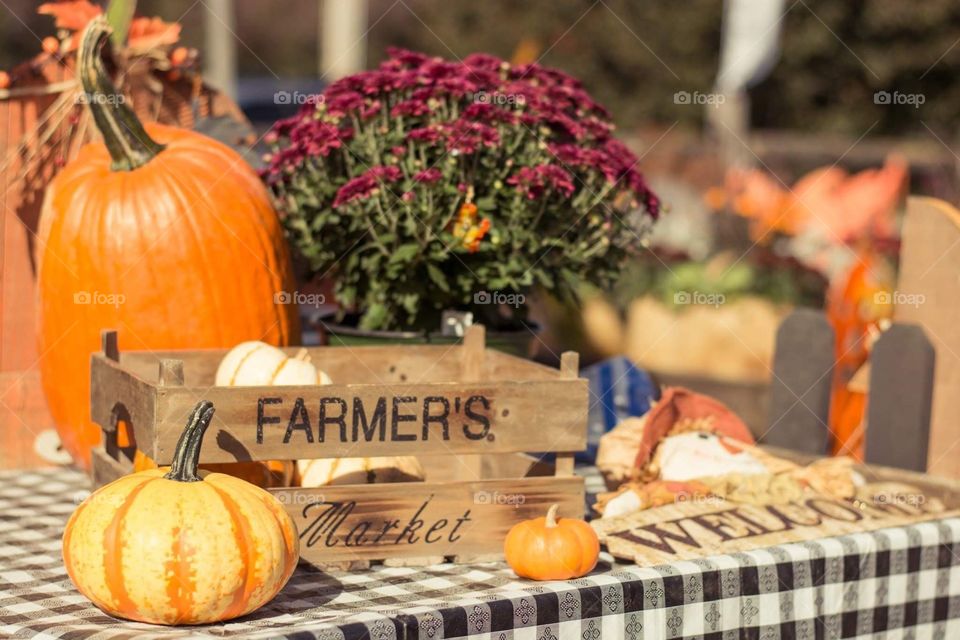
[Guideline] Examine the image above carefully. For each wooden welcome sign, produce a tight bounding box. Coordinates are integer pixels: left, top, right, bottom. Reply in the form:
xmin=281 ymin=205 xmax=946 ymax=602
xmin=89 ymin=326 xmax=588 ymax=567
xmin=593 ymin=467 xmax=960 ymax=565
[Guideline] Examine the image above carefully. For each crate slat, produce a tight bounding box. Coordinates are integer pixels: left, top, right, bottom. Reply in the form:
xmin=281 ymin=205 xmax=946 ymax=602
xmin=146 ymin=379 xmax=587 ymax=464
xmin=91 ymin=446 xmax=130 ymax=486
xmin=90 ymin=355 xmax=157 ymax=458
xmin=271 ymin=475 xmax=584 ymax=565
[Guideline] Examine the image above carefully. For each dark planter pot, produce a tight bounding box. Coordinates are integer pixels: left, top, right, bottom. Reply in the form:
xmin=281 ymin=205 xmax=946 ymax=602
xmin=312 ymin=313 xmax=539 ymax=358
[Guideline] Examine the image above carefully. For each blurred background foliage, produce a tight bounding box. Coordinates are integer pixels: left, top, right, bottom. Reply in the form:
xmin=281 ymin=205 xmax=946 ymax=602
xmin=0 ymin=0 xmax=946 ymax=446
xmin=5 ymin=0 xmax=959 ymax=137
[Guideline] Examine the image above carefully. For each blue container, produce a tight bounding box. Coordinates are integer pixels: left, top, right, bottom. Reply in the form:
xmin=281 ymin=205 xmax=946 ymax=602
xmin=579 ymin=357 xmax=659 ymax=464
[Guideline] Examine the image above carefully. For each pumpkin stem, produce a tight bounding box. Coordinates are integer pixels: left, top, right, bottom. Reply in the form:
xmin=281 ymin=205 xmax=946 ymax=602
xmin=77 ymin=17 xmax=166 ymax=172
xmin=164 ymin=401 xmax=215 ymax=482
xmin=545 ymin=503 xmax=560 ymax=528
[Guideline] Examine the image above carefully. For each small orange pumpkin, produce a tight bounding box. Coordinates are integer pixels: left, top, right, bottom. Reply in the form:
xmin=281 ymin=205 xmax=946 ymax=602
xmin=63 ymin=401 xmax=299 ymax=624
xmin=504 ymin=504 xmax=599 ymax=580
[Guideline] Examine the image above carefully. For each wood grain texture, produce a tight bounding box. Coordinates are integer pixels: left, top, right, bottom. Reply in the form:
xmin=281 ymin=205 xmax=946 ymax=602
xmin=101 ymin=330 xmax=119 ymax=362
xmin=89 ymin=354 xmax=157 ymax=461
xmin=461 ymin=324 xmax=485 ymax=381
xmin=459 ymin=326 xmax=486 ymax=479
xmin=91 ymin=446 xmax=130 ymax=486
xmin=148 ymin=379 xmax=587 ymax=464
xmin=897 ymin=197 xmax=960 ymax=478
xmin=157 ymin=359 xmax=184 ymax=386
xmin=272 ymin=476 xmax=584 ymax=565
xmin=116 ymin=343 xmax=564 ymax=386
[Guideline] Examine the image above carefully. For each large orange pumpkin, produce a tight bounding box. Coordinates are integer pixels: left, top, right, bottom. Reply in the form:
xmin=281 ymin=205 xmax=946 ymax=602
xmin=36 ymin=18 xmax=299 ymax=470
xmin=63 ymin=401 xmax=299 ymax=624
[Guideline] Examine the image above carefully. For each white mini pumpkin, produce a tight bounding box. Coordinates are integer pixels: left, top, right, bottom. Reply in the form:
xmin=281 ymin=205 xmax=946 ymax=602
xmin=297 ymin=456 xmax=425 ymax=487
xmin=215 ymin=341 xmax=332 ymax=386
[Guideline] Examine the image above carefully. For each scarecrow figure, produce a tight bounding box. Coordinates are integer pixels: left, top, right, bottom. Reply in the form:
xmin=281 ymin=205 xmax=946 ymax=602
xmin=596 ymin=387 xmax=860 ymax=518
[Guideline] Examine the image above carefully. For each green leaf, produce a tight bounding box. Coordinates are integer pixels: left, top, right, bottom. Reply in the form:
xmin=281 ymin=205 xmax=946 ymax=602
xmin=426 ymin=264 xmax=450 ymax=292
xmin=343 ymin=253 xmax=360 ymax=272
xmin=390 ymin=243 xmax=420 ymax=264
xmin=360 ymin=303 xmax=388 ymax=330
xmin=488 ymin=278 xmax=510 ymax=290
xmin=337 ymin=285 xmax=357 ymax=307
xmin=105 ymin=0 xmax=136 ymax=46
xmin=401 ymin=293 xmax=420 ymax=315
xmin=560 ymin=268 xmax=581 ymax=291
xmin=535 ymin=270 xmax=554 ymax=289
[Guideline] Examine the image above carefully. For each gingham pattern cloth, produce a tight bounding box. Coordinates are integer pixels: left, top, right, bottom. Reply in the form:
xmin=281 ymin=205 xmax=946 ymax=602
xmin=3 ymin=469 xmax=960 ymax=639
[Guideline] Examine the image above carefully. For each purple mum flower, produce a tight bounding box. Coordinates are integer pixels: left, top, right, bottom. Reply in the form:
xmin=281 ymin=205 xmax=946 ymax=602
xmin=332 ymin=165 xmax=402 ymax=208
xmin=446 ymin=120 xmax=499 ymax=154
xmin=406 ymin=125 xmax=444 ymax=145
xmin=391 ymin=99 xmax=431 ymax=118
xmin=414 ymin=168 xmax=443 ymax=183
xmin=507 ymin=164 xmax=576 ymax=200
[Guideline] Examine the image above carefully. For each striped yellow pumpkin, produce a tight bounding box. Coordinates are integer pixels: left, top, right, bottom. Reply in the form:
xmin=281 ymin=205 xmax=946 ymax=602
xmin=62 ymin=401 xmax=299 ymax=625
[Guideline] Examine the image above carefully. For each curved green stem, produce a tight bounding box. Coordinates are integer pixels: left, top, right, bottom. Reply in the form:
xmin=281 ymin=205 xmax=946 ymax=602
xmin=77 ymin=16 xmax=165 ymax=171
xmin=164 ymin=401 xmax=215 ymax=482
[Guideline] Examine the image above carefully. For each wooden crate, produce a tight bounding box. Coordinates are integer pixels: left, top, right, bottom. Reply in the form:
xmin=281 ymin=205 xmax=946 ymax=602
xmin=89 ymin=326 xmax=588 ymax=568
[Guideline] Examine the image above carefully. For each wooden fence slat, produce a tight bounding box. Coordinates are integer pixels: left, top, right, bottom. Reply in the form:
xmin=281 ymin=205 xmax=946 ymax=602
xmin=765 ymin=309 xmax=834 ymax=455
xmin=896 ymin=196 xmax=960 ymax=477
xmin=865 ymin=323 xmax=935 ymax=471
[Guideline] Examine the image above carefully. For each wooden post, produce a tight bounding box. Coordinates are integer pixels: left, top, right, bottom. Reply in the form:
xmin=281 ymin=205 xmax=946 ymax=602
xmin=765 ymin=309 xmax=834 ymax=455
xmin=560 ymin=351 xmax=579 ymax=378
xmin=555 ymin=352 xmax=580 ymax=477
xmin=458 ymin=324 xmax=486 ymax=480
xmin=100 ymin=330 xmax=123 ymax=462
xmin=203 ymin=0 xmax=237 ymax=99
xmin=706 ymin=90 xmax=752 ymax=170
xmin=320 ymin=0 xmax=368 ymax=80
xmin=101 ymin=329 xmax=119 ymax=362
xmin=865 ymin=323 xmax=934 ymax=471
xmin=158 ymin=359 xmax=185 ymax=386
xmin=461 ymin=324 xmax=485 ymax=381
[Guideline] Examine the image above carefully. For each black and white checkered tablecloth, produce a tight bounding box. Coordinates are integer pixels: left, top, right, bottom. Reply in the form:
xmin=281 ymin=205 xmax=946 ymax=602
xmin=3 ymin=469 xmax=960 ymax=639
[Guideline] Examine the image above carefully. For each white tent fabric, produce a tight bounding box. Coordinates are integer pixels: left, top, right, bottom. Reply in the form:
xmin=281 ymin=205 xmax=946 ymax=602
xmin=717 ymin=0 xmax=787 ymax=93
